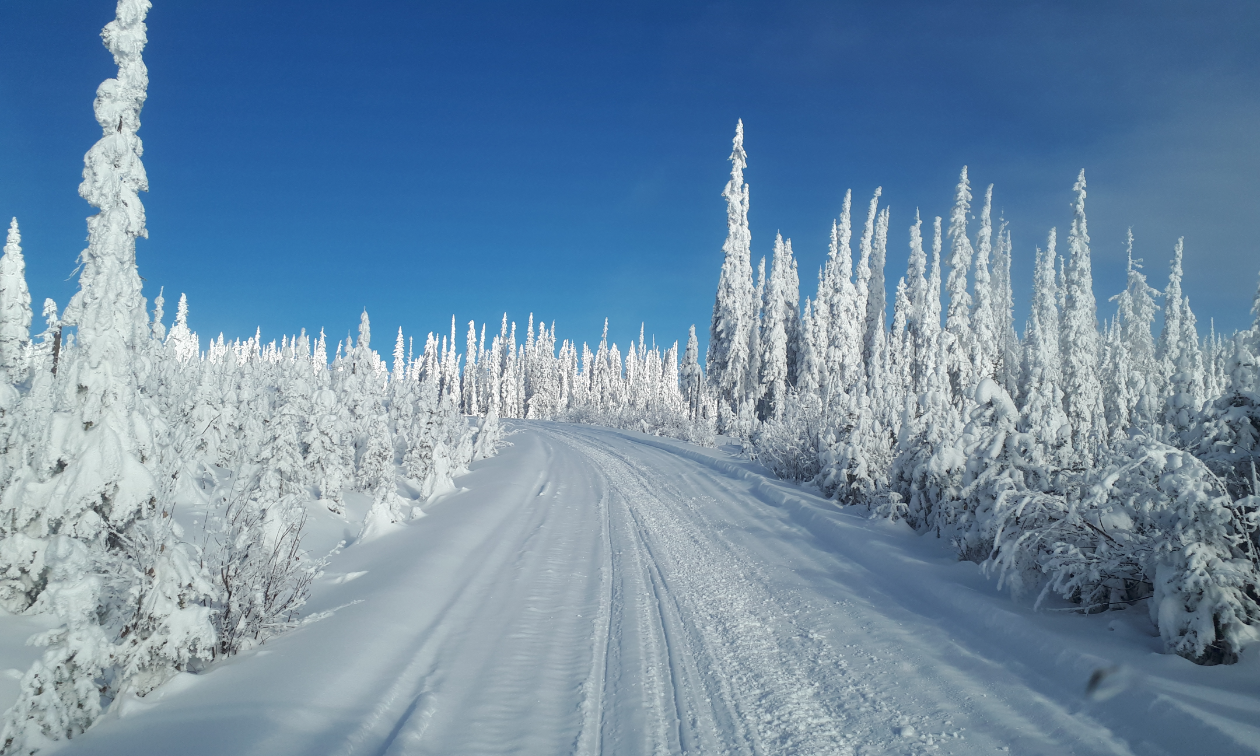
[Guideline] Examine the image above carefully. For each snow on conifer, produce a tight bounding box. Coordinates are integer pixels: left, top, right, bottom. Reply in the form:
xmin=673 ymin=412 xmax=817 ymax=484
xmin=970 ymin=186 xmax=998 ymax=384
xmin=1159 ymin=239 xmax=1207 ymax=440
xmin=944 ymin=168 xmax=975 ymax=405
xmin=1059 ymin=171 xmax=1105 ymax=463
xmin=758 ymin=234 xmax=796 ymax=421
xmin=708 ymin=120 xmax=755 ymax=433
xmin=1 ymin=3 xmax=217 ymax=748
xmin=0 ymin=219 xmax=32 ymax=379
xmin=166 ymin=292 xmax=198 ymax=362
xmin=993 ymin=221 xmax=1021 ymax=401
xmin=1109 ymin=229 xmax=1161 ymax=436
xmin=822 ymin=192 xmax=865 ymax=409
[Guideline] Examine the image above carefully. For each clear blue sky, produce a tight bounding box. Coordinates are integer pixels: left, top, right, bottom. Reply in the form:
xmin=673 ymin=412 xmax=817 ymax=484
xmin=2 ymin=1 xmax=1258 ymax=358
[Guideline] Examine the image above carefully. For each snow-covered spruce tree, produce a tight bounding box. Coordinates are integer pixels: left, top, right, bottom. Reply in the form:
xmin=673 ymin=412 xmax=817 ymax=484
xmin=944 ymin=168 xmax=975 ymax=406
xmin=970 ymin=186 xmax=998 ymax=384
xmin=892 ymin=334 xmax=965 ymax=531
xmin=993 ymin=222 xmax=1022 ymax=402
xmin=928 ymin=216 xmax=944 ymax=353
xmin=1102 ymin=318 xmax=1135 ymax=443
xmin=258 ymin=362 xmax=312 ymax=501
xmin=461 ymin=320 xmax=478 ymax=415
xmin=856 ymin=188 xmax=882 ymax=369
xmin=890 ymin=277 xmax=914 ymax=406
xmin=0 ymin=221 xmax=31 ymax=490
xmin=795 ymin=296 xmax=822 ymax=399
xmin=705 ymin=121 xmax=750 ymax=433
xmin=1059 ymin=171 xmax=1105 ymax=464
xmin=745 ymin=256 xmax=767 ymax=425
xmin=1 ymin=3 xmax=216 ymax=750
xmin=0 ymin=219 xmax=32 ymax=381
xmin=680 ymin=325 xmax=706 ymax=422
xmin=165 ymin=292 xmax=198 ymax=364
xmin=951 ymin=378 xmax=1034 ymax=562
xmin=757 ymin=234 xmax=795 ymax=421
xmin=1202 ymin=320 xmax=1228 ymax=401
xmin=1159 ymin=239 xmax=1206 ymax=442
xmin=1018 ymin=231 xmax=1070 ymax=487
xmin=823 ymin=192 xmax=865 ymax=409
xmin=818 ymin=200 xmax=897 ymax=506
xmin=1108 ymin=229 xmax=1161 ymax=436
xmin=401 ymin=381 xmax=447 ymax=503
xmin=868 ymin=208 xmax=898 ymax=428
xmin=904 ymin=211 xmax=940 ymax=396
xmin=304 ymin=379 xmax=351 ymax=514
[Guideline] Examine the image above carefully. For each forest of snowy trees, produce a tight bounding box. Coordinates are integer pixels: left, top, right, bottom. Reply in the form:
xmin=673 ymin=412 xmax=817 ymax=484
xmin=705 ymin=120 xmax=1260 ymax=670
xmin=0 ymin=3 xmax=503 ymax=752
xmin=0 ymin=0 xmax=1258 ymax=752
xmin=0 ymin=3 xmax=708 ymax=751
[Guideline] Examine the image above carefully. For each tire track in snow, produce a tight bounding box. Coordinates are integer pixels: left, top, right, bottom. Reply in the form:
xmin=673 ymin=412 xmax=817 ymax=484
xmin=547 ymin=424 xmax=1140 ymax=756
xmin=544 ymin=424 xmax=876 ymax=756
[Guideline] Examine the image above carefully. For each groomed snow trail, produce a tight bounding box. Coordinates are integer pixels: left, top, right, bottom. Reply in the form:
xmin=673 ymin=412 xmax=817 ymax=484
xmin=55 ymin=422 xmax=1260 ymax=756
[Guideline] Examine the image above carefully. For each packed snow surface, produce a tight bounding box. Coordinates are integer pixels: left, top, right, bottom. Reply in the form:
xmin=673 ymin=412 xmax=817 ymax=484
xmin=28 ymin=422 xmax=1260 ymax=755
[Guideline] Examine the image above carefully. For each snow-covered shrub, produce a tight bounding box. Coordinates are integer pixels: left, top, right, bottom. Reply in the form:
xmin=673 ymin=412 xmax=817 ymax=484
xmin=200 ymin=474 xmax=321 ymax=659
xmin=985 ymin=436 xmax=1260 ymax=663
xmin=754 ymin=391 xmax=824 ymax=482
xmin=949 ymin=378 xmax=1033 ymax=561
xmin=472 ymin=408 xmax=503 ymax=461
xmin=816 ymin=395 xmax=895 ymax=506
xmin=890 ymin=354 xmax=965 ymax=533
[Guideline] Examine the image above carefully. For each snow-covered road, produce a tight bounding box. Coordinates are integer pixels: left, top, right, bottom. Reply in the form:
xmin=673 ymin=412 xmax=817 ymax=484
xmin=53 ymin=423 xmax=1260 ymax=755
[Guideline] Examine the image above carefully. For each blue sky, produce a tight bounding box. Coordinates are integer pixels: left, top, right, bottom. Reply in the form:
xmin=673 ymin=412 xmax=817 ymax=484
xmin=2 ymin=1 xmax=1258 ymax=358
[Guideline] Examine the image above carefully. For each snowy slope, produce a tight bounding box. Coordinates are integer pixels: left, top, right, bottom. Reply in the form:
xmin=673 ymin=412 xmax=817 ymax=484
xmin=24 ymin=421 xmax=1260 ymax=756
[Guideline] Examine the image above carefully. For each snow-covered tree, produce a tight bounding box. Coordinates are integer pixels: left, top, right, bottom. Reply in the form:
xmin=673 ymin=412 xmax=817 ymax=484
xmin=708 ymin=120 xmax=756 ymax=431
xmin=166 ymin=293 xmax=198 ymax=362
xmin=1 ymin=3 xmax=217 ymax=748
xmin=1109 ymin=229 xmax=1161 ymax=435
xmin=993 ymin=221 xmax=1022 ymax=401
xmin=944 ymin=168 xmax=975 ymax=405
xmin=970 ymin=186 xmax=998 ymax=384
xmin=0 ymin=219 xmax=32 ymax=379
xmin=758 ymin=234 xmax=797 ymax=421
xmin=1060 ymin=171 xmax=1105 ymax=463
xmin=1019 ymin=231 xmax=1070 ymax=482
xmin=856 ymin=188 xmax=882 ymax=368
xmin=1159 ymin=239 xmax=1206 ymax=440
xmin=822 ymin=192 xmax=865 ymax=409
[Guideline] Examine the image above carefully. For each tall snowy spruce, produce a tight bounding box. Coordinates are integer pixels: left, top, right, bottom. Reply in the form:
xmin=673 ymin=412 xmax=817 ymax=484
xmin=1159 ymin=239 xmax=1206 ymax=441
xmin=823 ymin=192 xmax=865 ymax=408
xmin=757 ymin=234 xmax=799 ymax=421
xmin=1059 ymin=171 xmax=1105 ymax=463
xmin=1019 ymin=230 xmax=1069 ymax=479
xmin=0 ymin=2 xmax=215 ymax=751
xmin=708 ymin=120 xmax=755 ymax=435
xmin=1108 ymin=229 xmax=1161 ymax=436
xmin=970 ymin=186 xmax=998 ymax=384
xmin=944 ymin=168 xmax=975 ymax=405
xmin=0 ymin=219 xmax=32 ymax=380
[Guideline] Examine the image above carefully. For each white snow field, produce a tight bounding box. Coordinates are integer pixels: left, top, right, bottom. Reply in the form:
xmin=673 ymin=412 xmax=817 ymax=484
xmin=20 ymin=422 xmax=1260 ymax=756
